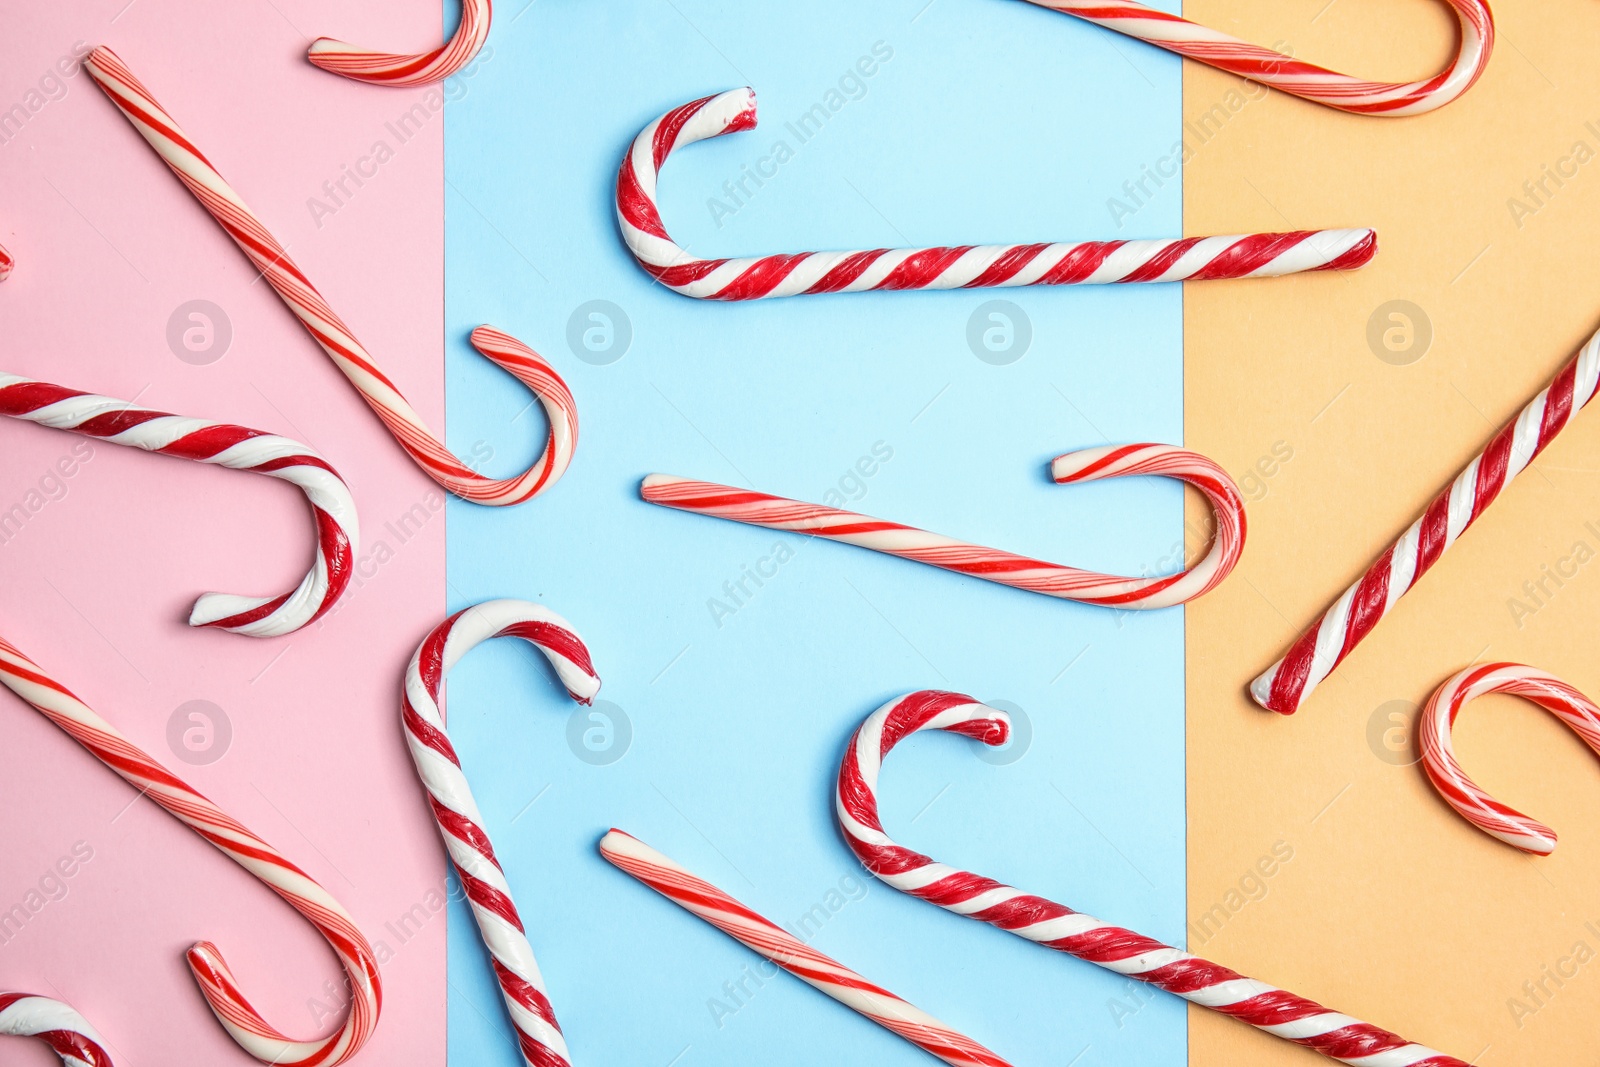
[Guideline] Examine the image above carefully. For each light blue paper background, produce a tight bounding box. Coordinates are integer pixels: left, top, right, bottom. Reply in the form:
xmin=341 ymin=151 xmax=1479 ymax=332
xmin=444 ymin=1 xmax=1185 ymax=1064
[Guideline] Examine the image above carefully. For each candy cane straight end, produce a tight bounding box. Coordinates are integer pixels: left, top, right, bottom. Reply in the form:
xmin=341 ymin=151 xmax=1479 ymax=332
xmin=0 ymin=993 xmax=114 ymax=1067
xmin=1420 ymin=663 xmax=1600 ymax=855
xmin=599 ymin=829 xmax=646 ymax=863
xmin=307 ymin=0 xmax=493 ymax=87
xmin=85 ymin=47 xmax=133 ymax=87
xmin=1247 ymin=661 xmax=1298 ymax=715
xmin=640 ymin=473 xmax=682 ymax=497
xmin=1325 ymin=228 xmax=1377 ymax=271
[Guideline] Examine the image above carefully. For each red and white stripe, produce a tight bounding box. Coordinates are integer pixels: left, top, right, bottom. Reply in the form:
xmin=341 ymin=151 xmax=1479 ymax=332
xmin=1421 ymin=663 xmax=1600 ymax=855
xmin=0 ymin=636 xmax=381 ymax=1066
xmin=309 ymin=0 xmax=493 ymax=87
xmin=0 ymin=374 xmax=357 ymax=638
xmin=403 ymin=600 xmax=601 ymax=1067
xmin=1020 ymin=0 xmax=1493 ymax=116
xmin=837 ymin=691 xmax=1467 ymax=1066
xmin=0 ymin=993 xmax=113 ymax=1067
xmin=617 ymin=88 xmax=1376 ymax=300
xmin=600 ymin=830 xmax=1012 ymax=1067
xmin=644 ymin=444 xmax=1245 ymax=609
xmin=1251 ymin=325 xmax=1600 ymax=715
xmin=0 ymin=243 xmax=12 ymax=282
xmin=86 ymin=48 xmax=578 ymax=507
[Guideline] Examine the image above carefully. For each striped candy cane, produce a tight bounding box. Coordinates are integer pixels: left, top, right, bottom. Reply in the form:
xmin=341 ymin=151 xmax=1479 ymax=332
xmin=1421 ymin=663 xmax=1600 ymax=855
xmin=403 ymin=600 xmax=601 ymax=1067
xmin=86 ymin=48 xmax=578 ymax=507
xmin=0 ymin=636 xmax=381 ymax=1066
xmin=617 ymin=88 xmax=1376 ymax=300
xmin=644 ymin=444 xmax=1245 ymax=609
xmin=837 ymin=691 xmax=1467 ymax=1066
xmin=0 ymin=242 xmax=12 ymax=282
xmin=1251 ymin=323 xmax=1600 ymax=715
xmin=0 ymin=374 xmax=357 ymax=638
xmin=600 ymin=830 xmax=1012 ymax=1067
xmin=309 ymin=0 xmax=493 ymax=87
xmin=1019 ymin=0 xmax=1493 ymax=116
xmin=0 ymin=994 xmax=113 ymax=1067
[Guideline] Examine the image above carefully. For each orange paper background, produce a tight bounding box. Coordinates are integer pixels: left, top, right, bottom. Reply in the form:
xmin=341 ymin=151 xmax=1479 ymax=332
xmin=1186 ymin=0 xmax=1600 ymax=1061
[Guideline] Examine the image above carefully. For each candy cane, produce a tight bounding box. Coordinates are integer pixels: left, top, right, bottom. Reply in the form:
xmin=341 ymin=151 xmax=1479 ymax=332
xmin=85 ymin=48 xmax=578 ymax=507
xmin=1019 ymin=0 xmax=1493 ymax=116
xmin=0 ymin=243 xmax=12 ymax=282
xmin=308 ymin=0 xmax=492 ymax=87
xmin=617 ymin=88 xmax=1376 ymax=300
xmin=837 ymin=691 xmax=1467 ymax=1066
xmin=1420 ymin=663 xmax=1600 ymax=855
xmin=0 ymin=635 xmax=381 ymax=1066
xmin=0 ymin=374 xmax=357 ymax=638
xmin=600 ymin=830 xmax=1013 ymax=1067
xmin=403 ymin=599 xmax=600 ymax=1067
xmin=1251 ymin=322 xmax=1600 ymax=715
xmin=644 ymin=444 xmax=1245 ymax=609
xmin=0 ymin=994 xmax=113 ymax=1067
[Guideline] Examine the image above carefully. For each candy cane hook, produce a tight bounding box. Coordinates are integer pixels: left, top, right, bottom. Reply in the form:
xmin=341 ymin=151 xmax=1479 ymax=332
xmin=0 ymin=374 xmax=357 ymax=637
xmin=403 ymin=599 xmax=600 ymax=1067
xmin=309 ymin=0 xmax=492 ymax=87
xmin=86 ymin=48 xmax=578 ymax=507
xmin=600 ymin=830 xmax=1013 ymax=1067
xmin=645 ymin=444 xmax=1245 ymax=609
xmin=1421 ymin=663 xmax=1600 ymax=855
xmin=617 ymin=88 xmax=1376 ymax=300
xmin=0 ymin=994 xmax=114 ymax=1067
xmin=1252 ymin=320 xmax=1600 ymax=715
xmin=0 ymin=636 xmax=382 ymax=1066
xmin=837 ymin=691 xmax=1467 ymax=1066
xmin=1020 ymin=0 xmax=1493 ymax=116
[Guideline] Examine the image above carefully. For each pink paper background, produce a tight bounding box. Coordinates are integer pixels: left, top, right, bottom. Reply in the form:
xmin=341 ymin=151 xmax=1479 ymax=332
xmin=0 ymin=3 xmax=445 ymax=1063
